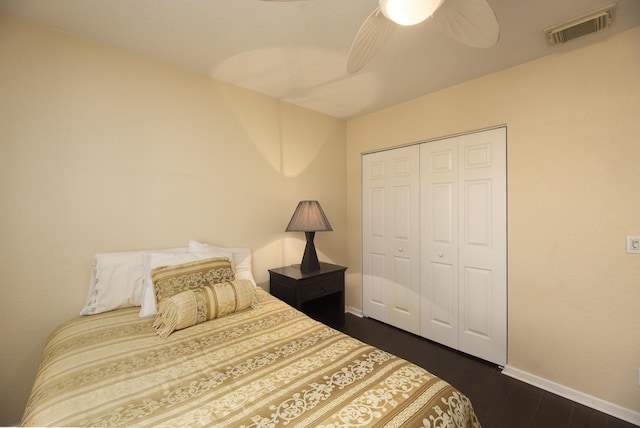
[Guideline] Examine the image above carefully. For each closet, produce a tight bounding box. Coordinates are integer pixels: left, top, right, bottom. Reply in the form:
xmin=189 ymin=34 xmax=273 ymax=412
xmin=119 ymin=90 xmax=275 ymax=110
xmin=362 ymin=127 xmax=506 ymax=365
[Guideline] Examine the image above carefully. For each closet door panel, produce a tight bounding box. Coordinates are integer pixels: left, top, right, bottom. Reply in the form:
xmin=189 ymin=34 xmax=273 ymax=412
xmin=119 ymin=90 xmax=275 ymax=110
xmin=362 ymin=146 xmax=420 ymax=334
xmin=420 ymin=138 xmax=459 ymax=348
xmin=463 ymin=180 xmax=491 ymax=247
xmin=458 ymin=128 xmax=507 ymax=366
xmin=368 ymin=253 xmax=387 ymax=306
xmin=461 ymin=266 xmax=493 ymax=339
xmin=431 ymin=261 xmax=456 ymax=326
xmin=362 ymin=155 xmax=389 ymax=322
xmin=390 ymin=255 xmax=412 ymax=314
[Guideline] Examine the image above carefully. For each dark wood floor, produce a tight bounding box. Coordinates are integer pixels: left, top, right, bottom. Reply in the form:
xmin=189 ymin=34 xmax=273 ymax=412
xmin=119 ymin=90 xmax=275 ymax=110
xmin=341 ymin=313 xmax=638 ymax=428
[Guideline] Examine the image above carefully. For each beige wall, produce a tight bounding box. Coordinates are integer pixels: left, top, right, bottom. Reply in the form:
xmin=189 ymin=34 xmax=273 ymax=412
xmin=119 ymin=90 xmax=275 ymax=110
xmin=346 ymin=28 xmax=640 ymax=413
xmin=0 ymin=16 xmax=346 ymax=424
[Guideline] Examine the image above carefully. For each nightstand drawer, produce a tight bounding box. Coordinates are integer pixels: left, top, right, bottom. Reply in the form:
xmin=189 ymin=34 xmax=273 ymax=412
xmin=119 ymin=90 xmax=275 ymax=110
xmin=299 ymin=276 xmax=343 ymax=302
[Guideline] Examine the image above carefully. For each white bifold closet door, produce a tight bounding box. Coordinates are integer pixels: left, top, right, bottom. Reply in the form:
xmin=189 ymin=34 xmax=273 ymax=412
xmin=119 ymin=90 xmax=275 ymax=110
xmin=362 ymin=127 xmax=506 ymax=365
xmin=362 ymin=145 xmax=421 ymax=334
xmin=420 ymin=128 xmax=506 ymax=365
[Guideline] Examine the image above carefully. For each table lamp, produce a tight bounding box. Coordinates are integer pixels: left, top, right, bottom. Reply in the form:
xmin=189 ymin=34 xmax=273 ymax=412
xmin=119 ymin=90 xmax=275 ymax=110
xmin=285 ymin=200 xmax=333 ymax=273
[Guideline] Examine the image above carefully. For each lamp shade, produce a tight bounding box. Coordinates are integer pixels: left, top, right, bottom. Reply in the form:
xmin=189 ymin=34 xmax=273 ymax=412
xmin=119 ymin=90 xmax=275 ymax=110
xmin=285 ymin=201 xmax=333 ymax=232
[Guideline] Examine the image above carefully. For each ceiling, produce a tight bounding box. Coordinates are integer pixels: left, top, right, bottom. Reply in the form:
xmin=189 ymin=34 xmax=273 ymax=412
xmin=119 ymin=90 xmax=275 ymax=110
xmin=1 ymin=0 xmax=639 ymax=119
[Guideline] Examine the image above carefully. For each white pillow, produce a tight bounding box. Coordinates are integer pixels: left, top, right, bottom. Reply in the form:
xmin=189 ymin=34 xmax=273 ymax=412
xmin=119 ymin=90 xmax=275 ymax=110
xmin=138 ymin=250 xmax=233 ymax=317
xmin=188 ymin=240 xmax=256 ymax=286
xmin=80 ymin=247 xmax=187 ymax=315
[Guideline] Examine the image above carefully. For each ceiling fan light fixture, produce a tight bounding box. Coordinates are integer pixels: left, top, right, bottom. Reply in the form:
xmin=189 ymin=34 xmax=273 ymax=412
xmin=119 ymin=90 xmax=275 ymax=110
xmin=379 ymin=0 xmax=443 ymax=26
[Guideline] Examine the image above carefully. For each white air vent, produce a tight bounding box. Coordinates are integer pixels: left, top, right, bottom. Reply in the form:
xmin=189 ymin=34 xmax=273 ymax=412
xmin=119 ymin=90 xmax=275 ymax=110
xmin=545 ymin=4 xmax=616 ymax=46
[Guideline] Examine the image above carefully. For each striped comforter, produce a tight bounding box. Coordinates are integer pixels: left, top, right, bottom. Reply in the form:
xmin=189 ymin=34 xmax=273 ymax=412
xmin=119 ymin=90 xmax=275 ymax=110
xmin=22 ymin=288 xmax=480 ymax=427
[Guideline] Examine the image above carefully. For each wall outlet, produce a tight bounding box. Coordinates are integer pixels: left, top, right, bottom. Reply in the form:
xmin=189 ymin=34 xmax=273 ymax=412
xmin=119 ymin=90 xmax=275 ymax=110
xmin=626 ymin=236 xmax=640 ymax=254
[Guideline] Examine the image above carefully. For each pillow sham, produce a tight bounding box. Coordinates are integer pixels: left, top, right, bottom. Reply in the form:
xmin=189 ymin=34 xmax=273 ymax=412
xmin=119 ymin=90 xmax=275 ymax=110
xmin=80 ymin=247 xmax=187 ymax=315
xmin=153 ymin=279 xmax=257 ymax=337
xmin=188 ymin=240 xmax=256 ymax=286
xmin=139 ymin=251 xmax=233 ymax=317
xmin=150 ymin=257 xmax=235 ymax=311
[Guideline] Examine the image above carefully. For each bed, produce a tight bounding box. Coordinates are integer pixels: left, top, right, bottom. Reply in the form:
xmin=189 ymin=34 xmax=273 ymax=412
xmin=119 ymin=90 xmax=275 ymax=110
xmin=21 ymin=243 xmax=481 ymax=428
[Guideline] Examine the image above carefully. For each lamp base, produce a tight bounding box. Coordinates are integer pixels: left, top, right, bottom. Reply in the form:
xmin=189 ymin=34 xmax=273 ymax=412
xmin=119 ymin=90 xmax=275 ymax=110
xmin=300 ymin=231 xmax=320 ymax=273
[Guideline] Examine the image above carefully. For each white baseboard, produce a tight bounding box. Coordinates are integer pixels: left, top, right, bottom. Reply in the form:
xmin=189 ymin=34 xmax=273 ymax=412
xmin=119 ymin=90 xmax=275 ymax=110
xmin=502 ymin=365 xmax=640 ymax=426
xmin=345 ymin=306 xmax=363 ymax=317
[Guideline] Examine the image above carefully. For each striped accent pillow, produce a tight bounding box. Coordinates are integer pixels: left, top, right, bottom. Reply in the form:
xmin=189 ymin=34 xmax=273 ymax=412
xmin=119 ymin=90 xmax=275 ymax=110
xmin=153 ymin=279 xmax=257 ymax=337
xmin=150 ymin=257 xmax=235 ymax=309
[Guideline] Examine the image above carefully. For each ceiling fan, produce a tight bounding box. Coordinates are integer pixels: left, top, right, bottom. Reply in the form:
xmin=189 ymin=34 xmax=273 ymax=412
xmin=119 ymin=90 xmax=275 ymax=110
xmin=262 ymin=0 xmax=500 ymax=74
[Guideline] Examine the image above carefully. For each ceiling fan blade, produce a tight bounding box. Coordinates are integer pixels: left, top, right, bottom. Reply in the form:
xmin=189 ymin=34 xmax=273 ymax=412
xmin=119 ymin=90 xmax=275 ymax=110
xmin=347 ymin=7 xmax=397 ymax=74
xmin=433 ymin=0 xmax=499 ymax=48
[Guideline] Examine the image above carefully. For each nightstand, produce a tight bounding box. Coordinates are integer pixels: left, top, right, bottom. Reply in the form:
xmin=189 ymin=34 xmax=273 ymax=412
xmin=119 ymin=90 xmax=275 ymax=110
xmin=268 ymin=263 xmax=347 ymax=329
